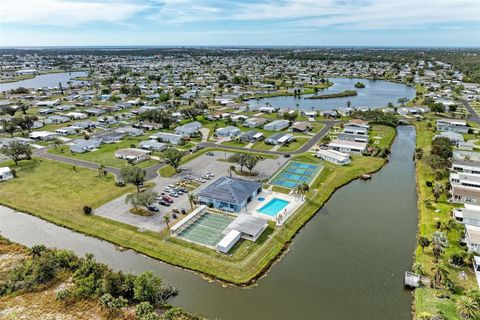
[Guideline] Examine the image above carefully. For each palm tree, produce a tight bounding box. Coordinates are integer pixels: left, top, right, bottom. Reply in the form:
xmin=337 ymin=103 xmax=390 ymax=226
xmin=163 ymin=214 xmax=171 ymax=229
xmin=432 ymin=231 xmax=448 ymax=263
xmin=228 ymin=165 xmax=235 ymax=177
xmin=456 ymin=296 xmax=480 ymax=319
xmin=98 ymin=164 xmax=106 ymax=177
xmin=419 ymin=236 xmax=430 ymax=253
xmin=432 ymin=183 xmax=444 ymax=202
xmin=188 ymin=193 xmax=197 ymax=211
xmin=431 ymin=263 xmax=449 ymax=288
xmin=52 ymin=138 xmax=62 ymax=149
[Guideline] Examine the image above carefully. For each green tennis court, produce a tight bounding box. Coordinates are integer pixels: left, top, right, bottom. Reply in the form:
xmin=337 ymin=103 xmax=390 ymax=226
xmin=177 ymin=212 xmax=234 ymax=247
xmin=269 ymin=161 xmax=322 ymax=189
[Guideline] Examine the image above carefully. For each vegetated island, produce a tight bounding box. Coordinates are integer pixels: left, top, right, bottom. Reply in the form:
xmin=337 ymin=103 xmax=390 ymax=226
xmin=305 ymin=90 xmax=358 ymax=100
xmin=354 ymin=82 xmax=366 ymax=88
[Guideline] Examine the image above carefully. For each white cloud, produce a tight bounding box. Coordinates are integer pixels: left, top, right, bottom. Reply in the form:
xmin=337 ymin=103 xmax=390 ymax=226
xmin=152 ymin=0 xmax=480 ymax=30
xmin=0 ymin=0 xmax=147 ymax=26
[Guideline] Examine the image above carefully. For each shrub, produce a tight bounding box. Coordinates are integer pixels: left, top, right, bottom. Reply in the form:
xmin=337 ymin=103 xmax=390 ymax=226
xmin=83 ymin=206 xmax=93 ymax=215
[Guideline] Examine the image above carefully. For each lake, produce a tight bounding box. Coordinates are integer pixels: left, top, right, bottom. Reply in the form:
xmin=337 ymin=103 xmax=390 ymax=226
xmin=247 ymin=77 xmax=416 ymax=110
xmin=0 ymin=126 xmax=417 ymax=320
xmin=0 ymin=71 xmax=89 ymax=92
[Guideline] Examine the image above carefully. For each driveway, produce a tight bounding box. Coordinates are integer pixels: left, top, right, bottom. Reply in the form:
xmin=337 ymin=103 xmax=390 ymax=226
xmin=94 ymin=151 xmax=288 ymax=232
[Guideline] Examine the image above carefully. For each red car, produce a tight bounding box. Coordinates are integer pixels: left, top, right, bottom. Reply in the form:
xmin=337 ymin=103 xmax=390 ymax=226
xmin=162 ymin=195 xmax=174 ymax=203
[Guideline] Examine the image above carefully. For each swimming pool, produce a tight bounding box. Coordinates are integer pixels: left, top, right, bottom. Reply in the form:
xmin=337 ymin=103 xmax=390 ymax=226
xmin=258 ymin=198 xmax=290 ymax=217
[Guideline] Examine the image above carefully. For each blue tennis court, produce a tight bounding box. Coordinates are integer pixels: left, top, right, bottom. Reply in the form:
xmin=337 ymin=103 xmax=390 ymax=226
xmin=269 ymin=161 xmax=322 ymax=189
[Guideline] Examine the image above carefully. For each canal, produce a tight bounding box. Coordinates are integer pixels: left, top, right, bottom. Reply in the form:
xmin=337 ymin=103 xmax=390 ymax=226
xmin=0 ymin=125 xmax=417 ymax=320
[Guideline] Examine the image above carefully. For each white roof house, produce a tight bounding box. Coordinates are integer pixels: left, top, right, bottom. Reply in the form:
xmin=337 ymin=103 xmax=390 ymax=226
xmin=264 ymin=120 xmax=290 ymax=131
xmin=466 ymin=225 xmax=480 ymax=255
xmin=437 ymin=118 xmax=469 ymax=134
xmin=328 ymin=139 xmax=367 ymax=154
xmin=114 ymin=148 xmax=150 ymax=163
xmin=29 ymin=131 xmax=59 ymax=141
xmin=315 ymin=149 xmax=351 ymax=165
xmin=149 ymin=132 xmax=183 ymax=145
xmin=454 ymin=204 xmax=480 ymax=227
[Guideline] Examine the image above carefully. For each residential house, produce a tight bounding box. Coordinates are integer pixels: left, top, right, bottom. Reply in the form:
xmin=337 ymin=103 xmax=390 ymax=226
xmin=290 ymin=121 xmax=312 ymax=133
xmin=197 ymin=176 xmax=263 ymax=213
xmin=328 ymin=139 xmax=367 ymax=154
xmin=55 ymin=126 xmax=79 ymax=135
xmin=29 ymin=131 xmax=59 ymax=141
xmin=243 ymin=117 xmax=267 ymax=128
xmin=70 ymin=139 xmax=101 ymax=153
xmin=115 ymin=127 xmax=144 ymax=137
xmin=315 ymin=149 xmax=351 ymax=165
xmin=454 ymin=204 xmax=480 ymax=227
xmin=265 ymin=133 xmax=294 ymax=145
xmin=466 ymin=225 xmax=480 ymax=254
xmin=238 ymin=131 xmax=263 ymax=143
xmin=437 ymin=119 xmax=469 ymax=134
xmin=114 ymin=148 xmax=150 ymax=164
xmin=264 ymin=120 xmax=289 ymax=131
xmin=139 ymin=140 xmax=166 ymax=151
xmin=94 ymin=131 xmax=125 ymax=144
xmin=338 ymin=132 xmax=369 ymax=143
xmin=45 ymin=115 xmax=70 ymax=124
xmin=174 ymin=121 xmax=202 ymax=137
xmin=216 ymin=126 xmax=241 ymax=137
xmin=149 ymin=132 xmax=183 ymax=145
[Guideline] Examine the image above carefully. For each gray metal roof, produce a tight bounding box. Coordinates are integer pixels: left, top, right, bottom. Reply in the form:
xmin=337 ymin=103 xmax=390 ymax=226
xmin=197 ymin=176 xmax=261 ymax=205
xmin=224 ymin=214 xmax=267 ymax=236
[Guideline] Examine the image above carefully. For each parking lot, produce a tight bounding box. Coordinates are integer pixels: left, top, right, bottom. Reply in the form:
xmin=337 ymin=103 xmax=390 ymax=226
xmin=94 ymin=151 xmax=288 ymax=232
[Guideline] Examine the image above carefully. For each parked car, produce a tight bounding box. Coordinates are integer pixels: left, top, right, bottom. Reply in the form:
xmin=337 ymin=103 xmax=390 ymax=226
xmin=169 ymin=192 xmax=179 ymax=197
xmin=159 ymin=200 xmax=170 ymax=207
xmin=206 ymin=151 xmax=214 ymax=156
xmin=147 ymin=205 xmax=159 ymax=212
xmin=162 ymin=195 xmax=173 ymax=203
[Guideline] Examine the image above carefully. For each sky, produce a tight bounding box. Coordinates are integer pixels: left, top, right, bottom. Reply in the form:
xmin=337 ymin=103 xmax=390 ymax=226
xmin=0 ymin=0 xmax=479 ymax=47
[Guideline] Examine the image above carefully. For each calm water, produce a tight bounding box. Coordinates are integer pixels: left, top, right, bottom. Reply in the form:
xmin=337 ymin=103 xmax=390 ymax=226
xmin=0 ymin=126 xmax=417 ymax=320
xmin=248 ymin=77 xmax=416 ymax=110
xmin=0 ymin=71 xmax=88 ymax=92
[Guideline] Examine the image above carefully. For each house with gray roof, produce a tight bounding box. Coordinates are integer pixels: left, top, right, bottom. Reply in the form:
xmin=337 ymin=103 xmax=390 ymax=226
xmin=174 ymin=121 xmax=202 ymax=137
xmin=215 ymin=126 xmax=241 ymax=137
xmin=70 ymin=139 xmax=101 ymax=153
xmin=264 ymin=119 xmax=289 ymax=131
xmin=149 ymin=132 xmax=183 ymax=144
xmin=265 ymin=132 xmax=294 ymax=145
xmin=197 ymin=176 xmax=262 ymax=213
xmin=139 ymin=140 xmax=166 ymax=151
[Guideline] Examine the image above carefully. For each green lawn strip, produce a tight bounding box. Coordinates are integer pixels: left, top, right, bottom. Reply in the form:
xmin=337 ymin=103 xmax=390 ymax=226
xmin=369 ymin=124 xmax=396 ymax=149
xmin=413 ymin=121 xmax=478 ymax=318
xmin=271 ymin=186 xmax=291 ymax=194
xmin=277 ymin=137 xmax=309 ymax=152
xmin=0 ymin=152 xmax=384 ymax=285
xmin=48 ymin=136 xmax=157 ymax=169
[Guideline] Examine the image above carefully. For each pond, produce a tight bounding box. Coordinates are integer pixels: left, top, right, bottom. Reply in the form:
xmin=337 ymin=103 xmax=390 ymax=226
xmin=0 ymin=126 xmax=417 ymax=320
xmin=247 ymin=77 xmax=416 ymax=110
xmin=0 ymin=71 xmax=89 ymax=92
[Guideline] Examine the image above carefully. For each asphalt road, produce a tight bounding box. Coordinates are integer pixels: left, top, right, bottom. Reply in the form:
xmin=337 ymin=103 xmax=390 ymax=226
xmin=33 ymin=147 xmax=163 ymax=180
xmin=462 ymin=100 xmax=480 ymax=126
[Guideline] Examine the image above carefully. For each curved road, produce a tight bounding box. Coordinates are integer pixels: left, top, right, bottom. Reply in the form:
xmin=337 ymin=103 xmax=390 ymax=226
xmin=32 ymin=120 xmax=336 ymax=181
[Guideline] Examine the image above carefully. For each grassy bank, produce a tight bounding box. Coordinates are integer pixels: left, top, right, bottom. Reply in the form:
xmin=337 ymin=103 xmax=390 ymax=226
xmin=306 ymin=90 xmax=357 ymax=100
xmin=413 ymin=120 xmax=478 ymax=319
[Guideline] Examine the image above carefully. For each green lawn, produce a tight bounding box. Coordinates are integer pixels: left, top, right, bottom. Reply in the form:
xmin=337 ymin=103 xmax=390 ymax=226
xmin=48 ymin=136 xmax=158 ymax=168
xmin=369 ymin=124 xmax=396 ymax=149
xmin=0 ymin=158 xmax=135 ymax=219
xmin=277 ymin=137 xmax=309 ymax=152
xmin=413 ymin=121 xmax=477 ymax=319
